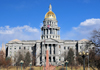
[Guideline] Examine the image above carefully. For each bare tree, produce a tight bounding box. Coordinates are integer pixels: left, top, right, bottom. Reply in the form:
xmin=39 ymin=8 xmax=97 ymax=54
xmin=85 ymin=29 xmax=100 ymax=70
xmin=90 ymin=29 xmax=100 ymax=47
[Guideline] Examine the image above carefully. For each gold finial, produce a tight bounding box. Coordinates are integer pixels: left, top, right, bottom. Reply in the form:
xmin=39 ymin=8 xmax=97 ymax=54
xmin=49 ymin=3 xmax=52 ymax=11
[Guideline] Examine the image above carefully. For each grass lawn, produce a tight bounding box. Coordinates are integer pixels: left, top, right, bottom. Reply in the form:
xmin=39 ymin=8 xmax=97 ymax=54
xmin=0 ymin=66 xmax=98 ymax=70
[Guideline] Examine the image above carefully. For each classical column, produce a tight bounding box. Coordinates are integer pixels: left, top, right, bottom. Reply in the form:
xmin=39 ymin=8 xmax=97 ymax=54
xmin=43 ymin=29 xmax=44 ymax=35
xmin=48 ymin=29 xmax=50 ymax=34
xmin=51 ymin=56 xmax=53 ymax=65
xmin=51 ymin=28 xmax=53 ymax=34
xmin=36 ymin=43 xmax=40 ymax=66
xmin=42 ymin=44 xmax=45 ymax=55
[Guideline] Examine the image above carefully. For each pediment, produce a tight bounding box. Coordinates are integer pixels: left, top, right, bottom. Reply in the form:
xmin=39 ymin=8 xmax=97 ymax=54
xmin=8 ymin=39 xmax=22 ymax=43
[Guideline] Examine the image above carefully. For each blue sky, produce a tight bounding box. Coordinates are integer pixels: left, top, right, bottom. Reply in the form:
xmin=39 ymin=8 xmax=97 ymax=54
xmin=0 ymin=0 xmax=100 ymax=49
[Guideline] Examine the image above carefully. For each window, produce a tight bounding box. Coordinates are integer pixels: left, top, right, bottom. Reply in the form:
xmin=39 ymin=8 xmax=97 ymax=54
xmin=28 ymin=47 xmax=29 ymax=50
xmin=10 ymin=48 xmax=12 ymax=50
xmin=64 ymin=47 xmax=66 ymax=49
xmin=68 ymin=47 xmax=69 ymax=49
xmin=19 ymin=47 xmax=21 ymax=49
xmin=49 ymin=57 xmax=51 ymax=62
xmin=31 ymin=47 xmax=33 ymax=50
xmin=14 ymin=48 xmax=16 ymax=49
xmin=53 ymin=57 xmax=55 ymax=62
xmin=24 ymin=47 xmax=26 ymax=50
xmin=59 ymin=57 xmax=61 ymax=61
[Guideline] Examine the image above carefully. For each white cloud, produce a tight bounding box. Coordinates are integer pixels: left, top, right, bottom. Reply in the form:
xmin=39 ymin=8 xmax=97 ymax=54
xmin=80 ymin=18 xmax=100 ymax=26
xmin=62 ymin=18 xmax=100 ymax=40
xmin=0 ymin=25 xmax=40 ymax=47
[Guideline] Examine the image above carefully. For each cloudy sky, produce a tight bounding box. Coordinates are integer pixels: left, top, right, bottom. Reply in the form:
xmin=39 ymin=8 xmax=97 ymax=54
xmin=0 ymin=0 xmax=100 ymax=49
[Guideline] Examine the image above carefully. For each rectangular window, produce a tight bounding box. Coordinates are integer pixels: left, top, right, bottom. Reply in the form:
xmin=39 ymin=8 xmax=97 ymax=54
xmin=59 ymin=57 xmax=61 ymax=61
xmin=68 ymin=47 xmax=69 ymax=50
xmin=14 ymin=48 xmax=16 ymax=49
xmin=24 ymin=47 xmax=26 ymax=50
xmin=53 ymin=57 xmax=55 ymax=62
xmin=64 ymin=47 xmax=66 ymax=49
xmin=19 ymin=47 xmax=21 ymax=49
xmin=31 ymin=47 xmax=33 ymax=50
xmin=49 ymin=57 xmax=51 ymax=62
xmin=10 ymin=48 xmax=12 ymax=50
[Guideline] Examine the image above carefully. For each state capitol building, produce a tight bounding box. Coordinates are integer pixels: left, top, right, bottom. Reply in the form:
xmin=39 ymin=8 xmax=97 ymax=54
xmin=5 ymin=4 xmax=95 ymax=66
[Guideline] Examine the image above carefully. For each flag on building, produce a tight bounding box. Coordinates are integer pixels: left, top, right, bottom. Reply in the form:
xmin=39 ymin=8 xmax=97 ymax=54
xmin=47 ymin=25 xmax=50 ymax=29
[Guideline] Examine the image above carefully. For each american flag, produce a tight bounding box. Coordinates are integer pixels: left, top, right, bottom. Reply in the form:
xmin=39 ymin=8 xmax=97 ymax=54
xmin=47 ymin=25 xmax=50 ymax=29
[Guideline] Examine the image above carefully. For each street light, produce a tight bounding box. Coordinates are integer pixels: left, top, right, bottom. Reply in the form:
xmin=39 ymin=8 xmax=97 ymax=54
xmin=29 ymin=62 xmax=32 ymax=70
xmin=79 ymin=51 xmax=89 ymax=70
xmin=62 ymin=62 xmax=64 ymax=70
xmin=20 ymin=60 xmax=24 ymax=70
xmin=65 ymin=60 xmax=68 ymax=70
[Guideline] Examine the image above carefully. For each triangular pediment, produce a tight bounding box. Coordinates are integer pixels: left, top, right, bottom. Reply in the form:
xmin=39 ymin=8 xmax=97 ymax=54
xmin=8 ymin=39 xmax=22 ymax=43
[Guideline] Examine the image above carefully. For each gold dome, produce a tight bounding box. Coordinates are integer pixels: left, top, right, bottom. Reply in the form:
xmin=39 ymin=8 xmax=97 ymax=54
xmin=45 ymin=4 xmax=56 ymax=19
xmin=45 ymin=11 xmax=56 ymax=19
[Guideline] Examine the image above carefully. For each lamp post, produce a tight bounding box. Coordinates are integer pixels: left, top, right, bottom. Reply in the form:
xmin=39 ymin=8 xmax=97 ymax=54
xmin=62 ymin=63 xmax=64 ymax=70
xmin=65 ymin=60 xmax=68 ymax=70
xmin=30 ymin=62 xmax=32 ymax=70
xmin=20 ymin=60 xmax=24 ymax=70
xmin=79 ymin=51 xmax=89 ymax=70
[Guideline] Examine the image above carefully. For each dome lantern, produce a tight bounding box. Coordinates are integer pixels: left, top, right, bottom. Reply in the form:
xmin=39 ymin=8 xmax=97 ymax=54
xmin=49 ymin=4 xmax=52 ymax=11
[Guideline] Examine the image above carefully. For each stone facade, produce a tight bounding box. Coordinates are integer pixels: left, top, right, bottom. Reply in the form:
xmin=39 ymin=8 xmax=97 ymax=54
xmin=6 ymin=4 xmax=95 ymax=66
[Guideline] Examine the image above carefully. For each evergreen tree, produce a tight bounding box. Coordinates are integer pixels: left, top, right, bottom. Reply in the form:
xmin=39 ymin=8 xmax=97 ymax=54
xmin=67 ymin=48 xmax=74 ymax=70
xmin=24 ymin=52 xmax=31 ymax=67
xmin=16 ymin=52 xmax=24 ymax=66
